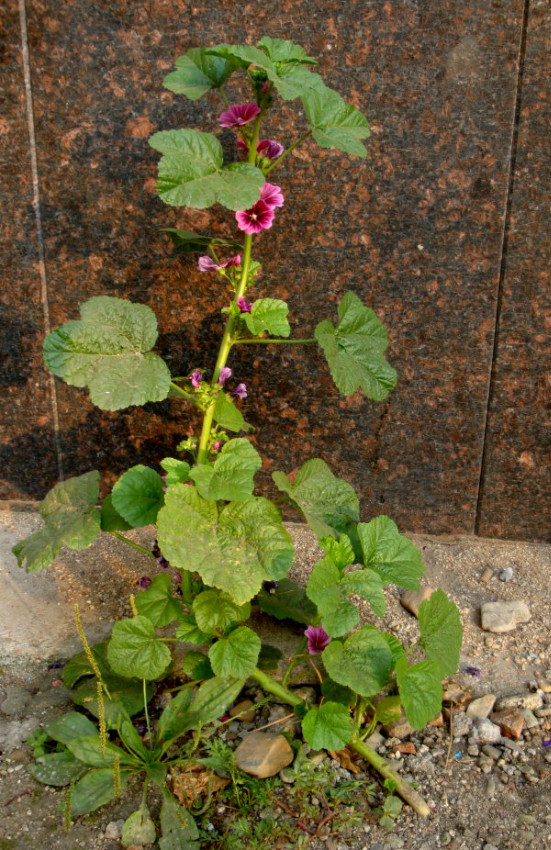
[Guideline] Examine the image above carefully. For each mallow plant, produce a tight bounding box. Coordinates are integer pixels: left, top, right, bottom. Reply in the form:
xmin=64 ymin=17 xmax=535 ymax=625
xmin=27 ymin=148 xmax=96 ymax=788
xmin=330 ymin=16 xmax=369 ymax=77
xmin=15 ymin=37 xmax=462 ymax=840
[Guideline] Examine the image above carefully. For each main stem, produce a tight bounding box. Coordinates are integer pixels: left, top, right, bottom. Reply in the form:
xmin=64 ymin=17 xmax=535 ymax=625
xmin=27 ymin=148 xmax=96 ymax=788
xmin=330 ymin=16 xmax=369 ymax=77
xmin=196 ymin=114 xmax=262 ymax=465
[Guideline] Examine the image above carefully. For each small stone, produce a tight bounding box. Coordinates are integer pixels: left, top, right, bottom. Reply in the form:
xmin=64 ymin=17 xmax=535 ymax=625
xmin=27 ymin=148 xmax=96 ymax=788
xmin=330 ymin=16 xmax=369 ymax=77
xmin=383 ymin=710 xmax=414 ymax=739
xmin=230 ymin=700 xmax=256 ymax=723
xmin=308 ymin=752 xmax=326 ymax=766
xmin=491 ymin=708 xmax=525 ymax=739
xmin=443 ymin=682 xmax=471 ymax=707
xmin=291 ymin=686 xmax=317 ymax=703
xmin=485 ymin=776 xmax=497 ymax=797
xmin=280 ymin=767 xmax=296 ymax=783
xmin=467 ymin=744 xmax=479 ymax=756
xmin=495 ymin=692 xmax=543 ymax=712
xmin=482 ymin=744 xmax=501 ymax=760
xmin=266 ymin=704 xmax=299 ymax=733
xmin=498 ymin=567 xmax=514 ymax=582
xmin=449 ymin=711 xmax=473 ymax=737
xmin=105 ymin=821 xmax=124 ymax=840
xmin=469 ymin=718 xmax=502 ymax=744
xmin=467 ymin=694 xmax=497 ymax=720
xmin=521 ymin=709 xmax=539 ymax=729
xmin=480 ymin=567 xmax=494 ymax=583
xmin=400 ymin=587 xmax=435 ymax=617
xmin=393 ymin=742 xmax=416 ymax=754
xmin=428 ymin=712 xmax=443 ymax=727
xmin=365 ymin=730 xmax=385 ymax=749
xmin=480 ymin=601 xmax=531 ymax=633
xmin=234 ymin=732 xmax=294 ymax=778
xmin=535 ymin=707 xmax=551 ymax=717
xmin=483 ymin=844 xmax=499 ymax=850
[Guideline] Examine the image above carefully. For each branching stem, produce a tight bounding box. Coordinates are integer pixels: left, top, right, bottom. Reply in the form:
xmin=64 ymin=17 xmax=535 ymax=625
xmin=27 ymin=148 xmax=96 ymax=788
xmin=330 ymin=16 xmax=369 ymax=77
xmin=109 ymin=531 xmax=156 ymax=559
xmin=265 ymin=129 xmax=312 ymax=174
xmin=232 ymin=338 xmax=317 ymax=345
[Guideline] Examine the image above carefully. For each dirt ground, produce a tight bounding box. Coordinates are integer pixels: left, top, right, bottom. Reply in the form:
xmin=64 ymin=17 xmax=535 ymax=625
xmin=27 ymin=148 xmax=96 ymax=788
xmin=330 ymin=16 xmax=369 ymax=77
xmin=0 ymin=513 xmax=549 ymax=849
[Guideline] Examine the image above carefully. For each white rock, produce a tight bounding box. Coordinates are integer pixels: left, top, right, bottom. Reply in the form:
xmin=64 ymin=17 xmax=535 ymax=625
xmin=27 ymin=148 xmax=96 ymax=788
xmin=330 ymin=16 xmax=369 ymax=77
xmin=104 ymin=820 xmax=124 ymax=840
xmin=480 ymin=601 xmax=531 ymax=633
xmin=466 ymin=694 xmax=496 ymax=720
xmin=469 ymin=718 xmax=502 ymax=744
xmin=495 ymin=692 xmax=543 ymax=711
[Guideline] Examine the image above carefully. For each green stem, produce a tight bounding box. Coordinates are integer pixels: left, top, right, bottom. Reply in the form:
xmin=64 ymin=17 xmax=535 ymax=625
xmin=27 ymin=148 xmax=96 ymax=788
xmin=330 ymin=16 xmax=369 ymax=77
xmin=249 ymin=668 xmax=430 ymax=818
xmin=143 ymin=679 xmax=152 ymax=742
xmin=109 ymin=531 xmax=156 ymax=559
xmin=180 ymin=570 xmax=193 ymax=607
xmin=219 ymin=86 xmax=230 ymax=107
xmin=170 ymin=382 xmax=198 ymax=404
xmin=233 ymin=338 xmax=317 ymax=345
xmin=196 ymin=114 xmax=263 ymax=465
xmin=265 ymin=130 xmax=312 ymax=174
xmin=282 ymin=637 xmax=307 ymax=687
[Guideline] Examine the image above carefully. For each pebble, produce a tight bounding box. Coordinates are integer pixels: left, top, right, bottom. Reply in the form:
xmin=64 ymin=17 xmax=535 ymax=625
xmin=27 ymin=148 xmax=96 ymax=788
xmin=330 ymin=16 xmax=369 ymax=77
xmin=383 ymin=710 xmax=414 ymax=739
xmin=399 ymin=587 xmax=435 ymax=617
xmin=480 ymin=567 xmax=494 ymax=583
xmin=495 ymin=692 xmax=543 ymax=712
xmin=105 ymin=821 xmax=124 ymax=840
xmin=364 ymin=730 xmax=385 ymax=749
xmin=450 ymin=712 xmax=473 ymax=737
xmin=485 ymin=776 xmax=497 ymax=797
xmin=291 ymin=686 xmax=317 ymax=703
xmin=482 ymin=744 xmax=501 ymax=760
xmin=234 ymin=732 xmax=294 ymax=778
xmin=469 ymin=718 xmax=502 ymax=744
xmin=230 ymin=700 xmax=256 ymax=724
xmin=521 ymin=709 xmax=539 ymax=729
xmin=467 ymin=694 xmax=496 ymax=720
xmin=266 ymin=704 xmax=299 ymax=734
xmin=491 ymin=707 xmax=525 ymax=739
xmin=481 ymin=601 xmax=531 ymax=633
xmin=499 ymin=567 xmax=514 ymax=582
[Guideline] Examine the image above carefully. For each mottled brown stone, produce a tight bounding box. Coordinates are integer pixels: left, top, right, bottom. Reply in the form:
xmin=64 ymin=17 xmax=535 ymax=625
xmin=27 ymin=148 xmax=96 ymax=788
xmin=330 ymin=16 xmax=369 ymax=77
xmin=491 ymin=707 xmax=525 ymax=740
xmin=234 ymin=732 xmax=294 ymax=777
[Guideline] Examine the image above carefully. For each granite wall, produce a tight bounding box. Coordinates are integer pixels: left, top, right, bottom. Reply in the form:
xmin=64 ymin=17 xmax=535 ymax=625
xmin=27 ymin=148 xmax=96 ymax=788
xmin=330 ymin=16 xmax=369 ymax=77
xmin=1 ymin=0 xmax=549 ymax=541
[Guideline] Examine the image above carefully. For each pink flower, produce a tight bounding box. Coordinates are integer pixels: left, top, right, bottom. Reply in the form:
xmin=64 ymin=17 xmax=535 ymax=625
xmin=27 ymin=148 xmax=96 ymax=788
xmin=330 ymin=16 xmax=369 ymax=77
xmin=235 ymin=199 xmax=274 ymax=235
xmin=190 ymin=370 xmax=203 ymax=388
xmin=218 ymin=102 xmax=260 ymax=129
xmin=237 ymin=296 xmax=253 ymax=313
xmin=304 ymin=626 xmax=331 ymax=655
xmin=212 ymin=441 xmax=222 ymax=451
xmin=231 ymin=383 xmax=248 ymax=400
xmin=218 ymin=367 xmax=232 ymax=386
xmin=198 ymin=254 xmax=242 ymax=272
xmin=257 ymin=139 xmax=284 ymax=160
xmin=260 ymin=182 xmax=284 ymax=209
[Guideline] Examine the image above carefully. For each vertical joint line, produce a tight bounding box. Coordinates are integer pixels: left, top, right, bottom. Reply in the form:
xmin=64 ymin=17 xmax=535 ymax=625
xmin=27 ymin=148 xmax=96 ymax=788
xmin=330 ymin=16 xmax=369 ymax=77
xmin=18 ymin=0 xmax=64 ymax=481
xmin=474 ymin=0 xmax=531 ymax=533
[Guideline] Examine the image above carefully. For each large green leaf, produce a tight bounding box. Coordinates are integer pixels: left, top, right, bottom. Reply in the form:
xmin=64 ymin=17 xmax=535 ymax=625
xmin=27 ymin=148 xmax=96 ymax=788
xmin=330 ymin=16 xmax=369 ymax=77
xmin=70 ymin=767 xmax=130 ymax=817
xmin=180 ymin=650 xmax=214 ymax=681
xmin=357 ymin=515 xmax=424 ymax=590
xmin=341 ymin=568 xmax=386 ymax=618
xmin=302 ymin=85 xmax=371 ymax=157
xmin=43 ymin=296 xmax=171 ymax=411
xmin=29 ymin=751 xmax=89 ymax=787
xmin=12 ymin=471 xmax=101 ymax=572
xmin=158 ymin=487 xmax=293 ymax=604
xmin=322 ymin=625 xmax=393 ymax=697
xmin=189 ymin=438 xmax=261 ymax=501
xmin=302 ymin=702 xmax=354 ymax=751
xmin=418 ymin=589 xmax=462 ymax=678
xmin=256 ymin=578 xmax=317 ymax=625
xmin=160 ymin=457 xmax=191 ymax=486
xmin=107 ymin=616 xmax=172 ymax=681
xmin=157 ymin=688 xmax=193 ymax=745
xmin=315 ymin=292 xmax=397 ymax=400
xmin=185 ymin=677 xmax=246 ymax=729
xmin=71 ymin=673 xmax=155 ymax=719
xmin=100 ymin=494 xmax=132 ymax=532
xmin=161 ymin=228 xmax=242 ymax=255
xmin=112 ymin=464 xmax=165 ymax=528
xmin=319 ymin=534 xmax=356 ymax=571
xmin=242 ymin=298 xmax=291 ymax=338
xmin=192 ymin=590 xmax=250 ymax=634
xmin=159 ymin=792 xmax=200 ymax=850
xmin=257 ymin=36 xmax=317 ymax=65
xmin=66 ymin=736 xmax=139 ymax=769
xmin=208 ymin=627 xmax=261 ymax=678
xmin=395 ymin=657 xmax=443 ymax=730
xmin=213 ymin=391 xmax=250 ymax=433
xmin=135 ymin=573 xmax=183 ymax=627
xmin=175 ymin=615 xmax=211 ymax=645
xmin=272 ymin=458 xmax=359 ymax=538
xmin=163 ymin=48 xmax=236 ymax=100
xmin=149 ymin=129 xmax=265 ymax=211
xmin=306 ymin=557 xmax=359 ymax=638
xmin=45 ymin=712 xmax=99 ymax=746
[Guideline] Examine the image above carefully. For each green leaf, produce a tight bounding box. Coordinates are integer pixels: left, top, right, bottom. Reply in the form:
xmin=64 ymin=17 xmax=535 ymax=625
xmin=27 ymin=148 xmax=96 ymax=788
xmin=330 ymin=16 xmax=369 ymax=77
xmin=257 ymin=36 xmax=317 ymax=65
xmin=121 ymin=807 xmax=157 ymax=846
xmin=322 ymin=625 xmax=393 ymax=697
xmin=65 ymin=736 xmax=139 ymax=768
xmin=157 ymin=687 xmax=193 ymax=745
xmin=43 ymin=296 xmax=171 ymax=411
xmin=45 ymin=712 xmax=99 ymax=745
xmin=302 ymin=84 xmax=371 ymax=157
xmin=180 ymin=649 xmax=214 ymax=681
xmin=12 ymin=471 xmax=101 ymax=572
xmin=71 ymin=674 xmax=155 ymax=719
xmin=160 ymin=457 xmax=191 ymax=486
xmin=395 ymin=657 xmax=443 ymax=730
xmin=112 ymin=464 xmax=165 ymax=528
xmin=62 ymin=640 xmax=111 ymax=689
xmin=302 ymin=702 xmax=354 ymax=750
xmin=208 ymin=627 xmax=261 ymax=679
xmin=213 ymin=391 xmax=251 ymax=433
xmin=319 ymin=534 xmax=356 ymax=571
xmin=321 ymin=678 xmax=356 ymax=708
xmin=158 ymin=488 xmax=293 ymax=604
xmin=242 ymin=298 xmax=291 ymax=338
xmin=418 ymin=589 xmax=462 ymax=678
xmin=159 ymin=791 xmax=200 ymax=850
xmin=186 ymin=676 xmax=246 ymax=728
xmin=107 ymin=616 xmax=172 ymax=680
xmin=374 ymin=695 xmax=402 ymax=726
xmin=135 ymin=573 xmax=182 ymax=627
xmin=104 ymin=702 xmax=149 ymax=760
xmin=175 ymin=615 xmax=211 ymax=645
xmin=100 ymin=494 xmax=132 ymax=532
xmin=189 ymin=438 xmax=261 ymax=501
xmin=256 ymin=578 xmax=317 ymax=625
xmin=163 ymin=48 xmax=236 ymax=100
xmin=381 ymin=633 xmax=407 ymax=666
xmin=149 ymin=129 xmax=265 ymax=211
xmin=315 ymin=291 xmax=397 ymax=401
xmin=161 ymin=228 xmax=242 ymax=255
xmin=342 ymin=568 xmax=386 ymax=617
xmin=29 ymin=751 xmax=89 ymax=787
xmin=70 ymin=767 xmax=130 ymax=817
xmin=357 ymin=516 xmax=424 ymax=590
xmin=193 ymin=590 xmax=251 ymax=634
xmin=272 ymin=458 xmax=359 ymax=538
xmin=306 ymin=557 xmax=359 ymax=638
xmin=257 ymin=643 xmax=283 ymax=672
